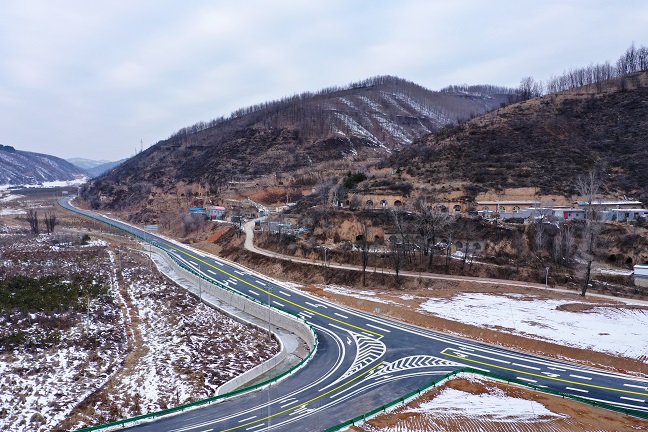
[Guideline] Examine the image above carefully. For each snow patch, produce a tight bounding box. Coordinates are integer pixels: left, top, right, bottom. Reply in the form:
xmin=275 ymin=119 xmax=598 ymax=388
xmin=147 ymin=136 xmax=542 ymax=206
xmin=419 ymin=293 xmax=648 ymax=359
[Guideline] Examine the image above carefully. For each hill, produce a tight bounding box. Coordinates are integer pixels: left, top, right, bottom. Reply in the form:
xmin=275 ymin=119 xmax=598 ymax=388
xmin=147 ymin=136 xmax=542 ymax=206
xmin=0 ymin=146 xmax=87 ymax=186
xmin=66 ymin=158 xmax=111 ymax=170
xmin=391 ymin=71 xmax=648 ymax=203
xmin=86 ymin=159 xmax=128 ymax=177
xmin=81 ymin=76 xmax=515 ymax=209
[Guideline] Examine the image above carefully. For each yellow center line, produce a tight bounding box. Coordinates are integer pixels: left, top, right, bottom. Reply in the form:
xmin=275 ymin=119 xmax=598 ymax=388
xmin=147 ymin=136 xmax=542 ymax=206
xmin=442 ymin=351 xmax=648 ymax=397
xmin=163 ymin=243 xmax=383 ymax=337
xmin=222 ymin=361 xmax=384 ymax=431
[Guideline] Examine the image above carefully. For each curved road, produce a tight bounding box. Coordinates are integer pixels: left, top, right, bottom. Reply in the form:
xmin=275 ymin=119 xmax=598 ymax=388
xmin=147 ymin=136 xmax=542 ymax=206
xmin=59 ymin=198 xmax=648 ymax=431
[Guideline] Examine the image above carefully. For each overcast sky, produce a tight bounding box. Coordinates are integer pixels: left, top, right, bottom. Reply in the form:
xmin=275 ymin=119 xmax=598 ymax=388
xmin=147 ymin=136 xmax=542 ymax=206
xmin=1 ymin=1 xmax=647 ymax=161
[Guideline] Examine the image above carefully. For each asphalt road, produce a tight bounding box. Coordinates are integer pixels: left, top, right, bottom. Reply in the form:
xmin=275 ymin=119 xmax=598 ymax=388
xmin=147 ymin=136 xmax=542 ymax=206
xmin=59 ymin=198 xmax=648 ymax=431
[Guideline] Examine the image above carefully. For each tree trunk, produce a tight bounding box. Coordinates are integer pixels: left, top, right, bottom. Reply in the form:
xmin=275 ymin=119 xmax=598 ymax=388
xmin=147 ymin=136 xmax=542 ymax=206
xmin=581 ymin=259 xmax=592 ymax=296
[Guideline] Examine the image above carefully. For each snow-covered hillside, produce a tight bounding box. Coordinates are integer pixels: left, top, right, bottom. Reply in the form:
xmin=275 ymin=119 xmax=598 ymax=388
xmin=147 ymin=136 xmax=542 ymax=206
xmin=0 ymin=148 xmax=86 ymax=186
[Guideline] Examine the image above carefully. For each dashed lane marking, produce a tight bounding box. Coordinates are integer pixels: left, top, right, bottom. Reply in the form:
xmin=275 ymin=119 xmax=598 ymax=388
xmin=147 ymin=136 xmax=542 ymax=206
xmin=565 ymin=386 xmax=589 ymax=393
xmin=442 ymin=350 xmax=648 ymax=397
xmin=570 ymin=374 xmax=592 ymax=380
xmin=280 ymin=399 xmax=300 ymax=408
xmin=621 ymin=396 xmax=645 ymax=403
xmin=221 ymin=363 xmax=383 ymax=431
xmin=160 ymin=244 xmax=382 ymax=336
xmin=237 ymin=416 xmax=257 ymax=423
xmin=513 ymin=363 xmax=541 ymax=370
xmin=517 ymin=377 xmax=537 ymax=383
xmin=366 ymin=323 xmax=391 ymax=333
xmin=624 ymin=384 xmax=648 ymax=390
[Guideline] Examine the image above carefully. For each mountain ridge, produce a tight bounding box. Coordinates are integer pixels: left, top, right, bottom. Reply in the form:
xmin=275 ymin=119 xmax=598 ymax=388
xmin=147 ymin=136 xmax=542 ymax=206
xmin=392 ymin=70 xmax=648 ymax=203
xmin=82 ymin=76 xmax=516 ymax=209
xmin=0 ymin=147 xmax=87 ymax=186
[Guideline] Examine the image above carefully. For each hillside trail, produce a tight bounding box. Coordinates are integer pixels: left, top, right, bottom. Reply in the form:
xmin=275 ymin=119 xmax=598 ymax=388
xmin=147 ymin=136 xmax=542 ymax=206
xmin=243 ymin=220 xmax=648 ymax=306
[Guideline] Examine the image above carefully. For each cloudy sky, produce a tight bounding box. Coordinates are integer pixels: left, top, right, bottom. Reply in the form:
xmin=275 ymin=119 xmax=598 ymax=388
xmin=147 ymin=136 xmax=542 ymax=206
xmin=1 ymin=1 xmax=647 ymax=161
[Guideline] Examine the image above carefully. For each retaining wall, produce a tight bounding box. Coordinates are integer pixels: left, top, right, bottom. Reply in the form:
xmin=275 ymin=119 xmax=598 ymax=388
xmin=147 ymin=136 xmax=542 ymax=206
xmin=152 ymin=245 xmax=316 ymax=394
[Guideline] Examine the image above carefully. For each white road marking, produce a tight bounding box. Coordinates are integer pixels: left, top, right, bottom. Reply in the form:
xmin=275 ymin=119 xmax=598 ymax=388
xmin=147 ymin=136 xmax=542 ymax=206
xmin=566 ymin=386 xmax=589 ymax=393
xmin=212 ymin=261 xmax=222 ymax=266
xmin=234 ymin=270 xmax=245 ymax=275
xmin=246 ymin=424 xmax=265 ymax=430
xmin=623 ymin=384 xmax=648 ymax=390
xmin=329 ymin=324 xmax=349 ymax=332
xmin=620 ymin=396 xmax=645 ymax=403
xmin=305 ymin=301 xmax=327 ymax=309
xmin=542 ymin=372 xmax=560 ymax=378
xmin=279 ymin=290 xmax=291 ymax=296
xmin=207 ymin=269 xmax=217 ymax=275
xmin=273 ymin=301 xmax=285 ymax=307
xmin=569 ymin=374 xmax=592 ymax=380
xmin=346 ymin=337 xmax=352 ymax=345
xmin=517 ymin=377 xmax=537 ymax=383
xmin=238 ymin=416 xmax=257 ymax=423
xmin=366 ymin=323 xmax=391 ymax=333
xmin=334 ymin=312 xmax=348 ymax=319
xmin=447 ymin=349 xmax=511 ymax=364
xmin=280 ymin=399 xmax=300 ymax=408
xmin=470 ymin=366 xmax=491 ymax=373
xmin=548 ymin=367 xmax=566 ymax=371
xmin=227 ymin=279 xmax=238 ymax=285
xmin=300 ymin=311 xmax=313 ymax=317
xmin=512 ymin=363 xmax=541 ymax=370
xmin=255 ymin=280 xmax=267 ymax=286
xmin=249 ymin=291 xmax=260 ymax=296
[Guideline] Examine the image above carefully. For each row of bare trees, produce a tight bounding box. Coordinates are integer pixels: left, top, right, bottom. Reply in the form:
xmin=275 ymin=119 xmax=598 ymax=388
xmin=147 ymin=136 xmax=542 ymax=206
xmin=25 ymin=209 xmax=57 ymax=235
xmin=519 ymin=43 xmax=648 ymax=99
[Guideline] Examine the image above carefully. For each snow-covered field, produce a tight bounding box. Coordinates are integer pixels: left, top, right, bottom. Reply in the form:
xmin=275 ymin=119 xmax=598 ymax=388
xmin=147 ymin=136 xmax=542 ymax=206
xmin=419 ymin=293 xmax=648 ymax=360
xmin=312 ymin=284 xmax=648 ymax=362
xmin=0 ymin=229 xmax=278 ymax=431
xmin=409 ymin=386 xmax=563 ymax=423
xmin=360 ymin=376 xmax=570 ymax=432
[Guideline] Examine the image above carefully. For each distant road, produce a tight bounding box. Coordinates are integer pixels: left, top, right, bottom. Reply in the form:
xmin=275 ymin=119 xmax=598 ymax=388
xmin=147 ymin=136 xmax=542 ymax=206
xmin=243 ymin=220 xmax=648 ymax=305
xmin=60 ymin=198 xmax=648 ymax=431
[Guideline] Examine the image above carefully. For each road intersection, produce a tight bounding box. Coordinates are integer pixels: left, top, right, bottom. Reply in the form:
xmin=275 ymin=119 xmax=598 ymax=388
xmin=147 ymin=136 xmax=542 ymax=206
xmin=60 ymin=198 xmax=648 ymax=431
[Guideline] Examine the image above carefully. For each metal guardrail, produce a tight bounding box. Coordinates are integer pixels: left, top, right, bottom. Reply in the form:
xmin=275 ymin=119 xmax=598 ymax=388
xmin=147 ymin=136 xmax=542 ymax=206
xmin=58 ymin=200 xmax=318 ymax=431
xmin=323 ymin=367 xmax=648 ymax=431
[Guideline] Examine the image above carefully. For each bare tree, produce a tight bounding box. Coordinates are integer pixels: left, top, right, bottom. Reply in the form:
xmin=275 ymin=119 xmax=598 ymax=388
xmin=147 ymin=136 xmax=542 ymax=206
xmin=412 ymin=198 xmax=450 ymax=270
xmin=26 ymin=209 xmax=39 ymax=235
xmin=389 ymin=236 xmax=403 ymax=285
xmin=580 ymin=220 xmax=602 ymax=296
xmin=519 ymin=76 xmax=543 ymax=100
xmin=358 ymin=222 xmax=370 ymax=287
xmin=44 ymin=211 xmax=57 ymax=235
xmin=575 ymin=170 xmax=603 ymax=296
xmin=552 ymin=228 xmax=563 ymax=264
xmin=563 ymin=225 xmax=576 ymax=266
xmin=575 ymin=171 xmax=602 ymax=220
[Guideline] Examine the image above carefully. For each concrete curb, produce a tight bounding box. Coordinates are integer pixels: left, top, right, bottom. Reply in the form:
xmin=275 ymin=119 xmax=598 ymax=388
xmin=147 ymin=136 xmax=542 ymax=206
xmin=151 ymin=244 xmax=316 ymax=395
